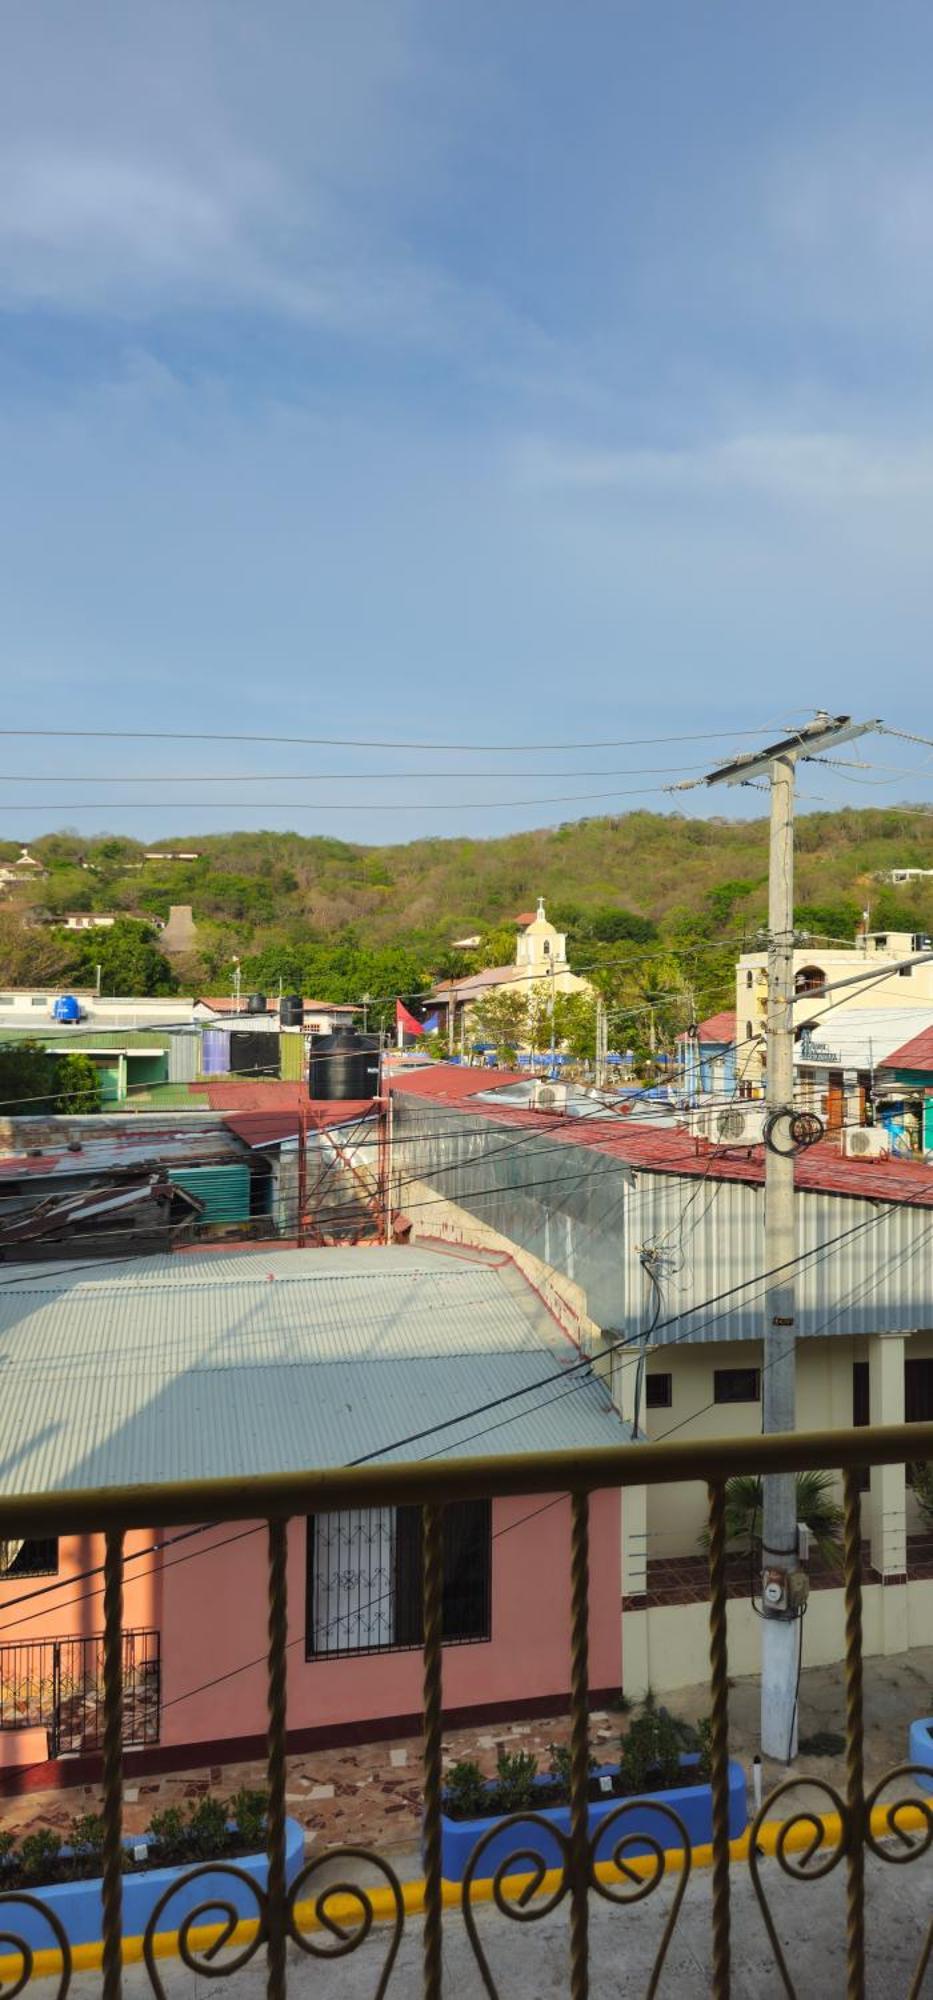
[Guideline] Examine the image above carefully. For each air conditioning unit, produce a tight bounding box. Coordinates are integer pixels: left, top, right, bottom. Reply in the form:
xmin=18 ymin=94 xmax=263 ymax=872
xmin=842 ymin=1127 xmax=890 ymax=1159
xmin=707 ymin=1106 xmax=767 ymax=1147
xmin=532 ymin=1081 xmax=568 ymax=1114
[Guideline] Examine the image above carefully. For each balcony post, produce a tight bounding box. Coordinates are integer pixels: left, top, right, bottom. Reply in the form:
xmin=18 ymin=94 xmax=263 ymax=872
xmin=569 ymin=1489 xmax=591 ymax=2000
xmin=266 ymin=1517 xmax=289 ymax=2000
xmin=422 ymin=1502 xmax=445 ymax=2000
xmin=101 ymin=1529 xmax=124 ymax=2000
xmin=842 ymin=1469 xmax=866 ymax=2000
xmin=706 ymin=1481 xmax=731 ymax=2000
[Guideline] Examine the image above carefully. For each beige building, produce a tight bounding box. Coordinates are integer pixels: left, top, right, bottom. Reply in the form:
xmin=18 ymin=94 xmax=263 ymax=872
xmin=735 ymin=929 xmax=933 ymax=1088
xmin=435 ymin=898 xmax=592 ymax=1047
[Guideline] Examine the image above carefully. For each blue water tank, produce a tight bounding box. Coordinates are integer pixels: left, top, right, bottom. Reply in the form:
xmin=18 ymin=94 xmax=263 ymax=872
xmin=52 ymin=995 xmax=81 ymax=1023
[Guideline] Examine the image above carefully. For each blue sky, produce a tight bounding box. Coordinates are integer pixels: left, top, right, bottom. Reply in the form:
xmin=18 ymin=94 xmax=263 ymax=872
xmin=2 ymin=1 xmax=933 ymax=842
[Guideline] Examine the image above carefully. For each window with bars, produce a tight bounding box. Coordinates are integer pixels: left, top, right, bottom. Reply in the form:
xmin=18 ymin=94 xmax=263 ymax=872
xmin=306 ymin=1501 xmax=492 ymax=1658
xmin=713 ymin=1367 xmax=760 ymax=1404
xmin=0 ymin=1539 xmax=57 ymax=1579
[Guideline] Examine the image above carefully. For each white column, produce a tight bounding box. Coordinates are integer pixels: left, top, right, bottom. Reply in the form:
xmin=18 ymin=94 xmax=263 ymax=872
xmin=869 ymin=1331 xmax=908 ymax=1656
xmin=868 ymin=1332 xmax=907 ymax=1574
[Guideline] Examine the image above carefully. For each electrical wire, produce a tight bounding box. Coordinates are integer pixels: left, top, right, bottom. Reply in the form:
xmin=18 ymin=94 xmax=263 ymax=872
xmin=0 ymin=726 xmax=789 ymax=752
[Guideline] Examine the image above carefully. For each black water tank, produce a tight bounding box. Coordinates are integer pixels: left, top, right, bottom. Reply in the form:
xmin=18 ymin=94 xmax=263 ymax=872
xmin=280 ymin=993 xmax=304 ymax=1028
xmin=246 ymin=992 xmax=268 ymax=1015
xmin=230 ymin=1030 xmax=279 ymax=1078
xmin=309 ymin=1027 xmax=380 ymax=1100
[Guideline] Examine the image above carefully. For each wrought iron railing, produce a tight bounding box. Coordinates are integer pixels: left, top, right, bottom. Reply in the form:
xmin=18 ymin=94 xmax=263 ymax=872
xmin=0 ymin=1629 xmax=160 ymax=1755
xmin=0 ymin=1419 xmax=929 ymax=1997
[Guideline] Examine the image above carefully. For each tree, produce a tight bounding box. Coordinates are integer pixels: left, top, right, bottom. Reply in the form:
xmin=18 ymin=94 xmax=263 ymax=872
xmin=52 ymin=1052 xmax=102 ymax=1114
xmin=469 ymin=990 xmax=530 ymax=1062
xmin=66 ymin=920 xmax=178 ymax=997
xmin=0 ymin=1042 xmax=101 ymax=1117
xmin=0 ymin=916 xmax=78 ymax=987
xmin=552 ymin=991 xmax=597 ymax=1061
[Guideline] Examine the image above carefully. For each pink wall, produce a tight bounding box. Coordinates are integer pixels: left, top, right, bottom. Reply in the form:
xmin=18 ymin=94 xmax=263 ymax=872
xmin=0 ymin=1529 xmax=161 ymax=1649
xmin=0 ymin=1497 xmax=621 ymax=1757
xmin=158 ymin=1491 xmax=622 ymax=1751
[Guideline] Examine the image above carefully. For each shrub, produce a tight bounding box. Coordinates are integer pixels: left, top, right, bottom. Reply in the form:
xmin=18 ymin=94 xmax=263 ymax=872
xmin=186 ymin=1795 xmax=231 ymax=1859
xmin=229 ymin=1787 xmax=269 ymax=1850
xmin=148 ymin=1805 xmax=187 ymax=1865
xmin=547 ymin=1743 xmax=597 ymax=1794
xmin=69 ymin=1812 xmax=105 ymax=1877
xmin=0 ymin=1830 xmax=16 ymax=1867
xmin=494 ymin=1750 xmax=538 ymax=1814
xmin=19 ymin=1829 xmax=62 ymax=1883
xmin=620 ymin=1707 xmax=683 ymax=1794
xmin=446 ymin=1760 xmax=489 ymax=1820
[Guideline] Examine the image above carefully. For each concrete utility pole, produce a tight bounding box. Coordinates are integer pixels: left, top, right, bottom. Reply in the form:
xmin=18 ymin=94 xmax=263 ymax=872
xmin=685 ymin=713 xmax=878 ymax=1761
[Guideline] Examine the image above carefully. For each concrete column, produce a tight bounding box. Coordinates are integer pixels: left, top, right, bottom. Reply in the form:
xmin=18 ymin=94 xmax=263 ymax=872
xmin=868 ymin=1332 xmax=908 ymax=1655
xmin=868 ymin=1333 xmax=907 ymax=1573
xmin=621 ymin=1484 xmax=649 ymax=1699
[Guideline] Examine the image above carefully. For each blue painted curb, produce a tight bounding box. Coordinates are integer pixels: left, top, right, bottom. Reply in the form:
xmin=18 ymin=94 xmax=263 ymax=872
xmin=439 ymin=1756 xmax=747 ymax=1884
xmin=908 ymin=1716 xmax=933 ymax=1784
xmin=0 ymin=1817 xmax=305 ymax=1952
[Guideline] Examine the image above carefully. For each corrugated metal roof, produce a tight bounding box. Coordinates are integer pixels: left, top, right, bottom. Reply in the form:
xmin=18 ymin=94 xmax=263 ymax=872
xmin=0 ymin=1127 xmax=246 ymax=1180
xmin=880 ymin=1025 xmax=933 ymax=1073
xmin=0 ymin=1246 xmax=628 ymax=1494
xmin=390 ymin=1072 xmax=933 ymax=1208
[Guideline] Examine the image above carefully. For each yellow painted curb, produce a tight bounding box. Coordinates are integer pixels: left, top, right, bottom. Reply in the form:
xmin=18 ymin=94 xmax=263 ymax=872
xmin=2 ymin=1793 xmax=930 ymax=1981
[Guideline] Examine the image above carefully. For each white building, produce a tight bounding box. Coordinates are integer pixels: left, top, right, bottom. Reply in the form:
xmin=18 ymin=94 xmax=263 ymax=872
xmin=735 ymin=930 xmax=933 ymax=1088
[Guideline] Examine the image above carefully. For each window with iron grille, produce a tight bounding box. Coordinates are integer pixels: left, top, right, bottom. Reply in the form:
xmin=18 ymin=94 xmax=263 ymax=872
xmin=713 ymin=1367 xmax=760 ymax=1404
xmin=306 ymin=1501 xmax=491 ymax=1657
xmin=645 ymin=1373 xmax=672 ymax=1409
xmin=0 ymin=1539 xmax=57 ymax=1579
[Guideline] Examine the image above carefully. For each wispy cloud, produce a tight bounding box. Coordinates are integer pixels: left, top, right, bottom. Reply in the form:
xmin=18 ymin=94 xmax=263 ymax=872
xmin=514 ymin=429 xmax=933 ymax=507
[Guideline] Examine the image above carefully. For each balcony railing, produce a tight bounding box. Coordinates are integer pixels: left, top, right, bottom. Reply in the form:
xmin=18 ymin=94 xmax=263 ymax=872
xmin=0 ymin=1419 xmax=930 ymax=1997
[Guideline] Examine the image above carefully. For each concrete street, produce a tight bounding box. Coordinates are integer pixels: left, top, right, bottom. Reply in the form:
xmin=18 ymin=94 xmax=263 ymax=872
xmin=56 ymin=1832 xmax=932 ymax=1997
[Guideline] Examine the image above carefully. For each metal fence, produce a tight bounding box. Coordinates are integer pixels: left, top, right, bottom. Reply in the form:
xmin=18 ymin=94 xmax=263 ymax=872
xmin=0 ymin=1629 xmax=160 ymax=1756
xmin=0 ymin=1423 xmax=929 ymax=1995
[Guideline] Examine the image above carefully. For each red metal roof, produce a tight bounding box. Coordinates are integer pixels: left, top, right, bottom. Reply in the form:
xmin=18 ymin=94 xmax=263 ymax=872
xmin=389 ymin=1064 xmax=527 ymax=1101
xmin=190 ymin=1080 xmax=375 ymax=1144
xmin=879 ymin=1025 xmax=933 ymax=1074
xmin=676 ymin=1011 xmax=737 ymax=1045
xmin=390 ymin=1071 xmax=933 ymax=1208
xmin=197 ymin=996 xmax=356 ymax=1015
xmin=697 ymin=1010 xmax=737 ymax=1045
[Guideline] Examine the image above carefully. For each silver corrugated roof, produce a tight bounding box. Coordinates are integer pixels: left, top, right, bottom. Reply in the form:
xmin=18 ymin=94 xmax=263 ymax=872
xmin=0 ymin=1246 xmax=628 ymax=1495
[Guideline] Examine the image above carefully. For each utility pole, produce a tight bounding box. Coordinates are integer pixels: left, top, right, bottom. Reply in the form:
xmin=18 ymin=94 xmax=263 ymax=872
xmin=681 ymin=714 xmax=878 ymax=1762
xmin=595 ymin=995 xmax=608 ymax=1088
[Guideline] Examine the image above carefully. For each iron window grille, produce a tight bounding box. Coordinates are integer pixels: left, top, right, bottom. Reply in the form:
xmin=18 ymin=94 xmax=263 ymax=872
xmin=306 ymin=1500 xmax=492 ymax=1658
xmin=713 ymin=1367 xmax=761 ymax=1404
xmin=0 ymin=1538 xmax=57 ymax=1579
xmin=645 ymin=1373 xmax=673 ymax=1409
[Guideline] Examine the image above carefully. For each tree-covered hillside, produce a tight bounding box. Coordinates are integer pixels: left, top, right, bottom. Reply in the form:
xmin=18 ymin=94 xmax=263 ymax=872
xmin=0 ymin=807 xmax=931 ymax=1037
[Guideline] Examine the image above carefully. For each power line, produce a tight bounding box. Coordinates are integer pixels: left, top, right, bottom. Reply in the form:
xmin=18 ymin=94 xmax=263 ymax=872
xmin=0 ymin=725 xmax=788 ymax=753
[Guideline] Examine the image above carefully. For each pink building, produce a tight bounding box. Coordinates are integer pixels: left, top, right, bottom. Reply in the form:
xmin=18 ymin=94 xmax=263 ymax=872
xmin=0 ymin=1244 xmax=628 ymax=1788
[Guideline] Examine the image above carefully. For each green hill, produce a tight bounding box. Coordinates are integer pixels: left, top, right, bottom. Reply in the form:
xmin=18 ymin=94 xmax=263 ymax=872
xmin=1 ymin=807 xmax=932 ymax=1026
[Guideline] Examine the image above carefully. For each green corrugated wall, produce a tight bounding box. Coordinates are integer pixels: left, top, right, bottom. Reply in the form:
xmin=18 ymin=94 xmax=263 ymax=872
xmin=168 ymin=1164 xmax=252 ymax=1222
xmin=279 ymin=1031 xmax=306 ymax=1082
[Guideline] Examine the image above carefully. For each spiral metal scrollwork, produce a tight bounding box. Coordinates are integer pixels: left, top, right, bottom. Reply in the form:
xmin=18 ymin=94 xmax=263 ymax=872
xmin=0 ymin=1890 xmax=72 ymax=1999
xmin=863 ymin=1764 xmax=933 ymax=2000
xmin=287 ymin=1846 xmax=405 ymax=2000
xmin=749 ymin=1778 xmax=849 ymax=2000
xmin=589 ymin=1799 xmax=692 ymax=2000
xmin=142 ymin=1862 xmax=268 ymax=1996
xmin=460 ymin=1813 xmax=571 ymax=1997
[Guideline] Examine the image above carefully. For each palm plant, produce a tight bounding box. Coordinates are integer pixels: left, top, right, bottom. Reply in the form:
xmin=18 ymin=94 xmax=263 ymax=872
xmin=699 ymin=1470 xmax=843 ymax=1569
xmin=909 ymin=1461 xmax=933 ymax=1531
